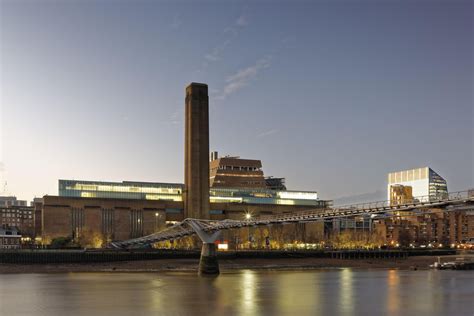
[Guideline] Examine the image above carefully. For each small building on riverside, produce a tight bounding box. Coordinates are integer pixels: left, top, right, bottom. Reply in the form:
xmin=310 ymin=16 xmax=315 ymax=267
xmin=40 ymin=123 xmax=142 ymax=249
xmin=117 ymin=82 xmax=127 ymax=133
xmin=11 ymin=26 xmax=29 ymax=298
xmin=0 ymin=205 xmax=35 ymax=238
xmin=0 ymin=226 xmax=22 ymax=249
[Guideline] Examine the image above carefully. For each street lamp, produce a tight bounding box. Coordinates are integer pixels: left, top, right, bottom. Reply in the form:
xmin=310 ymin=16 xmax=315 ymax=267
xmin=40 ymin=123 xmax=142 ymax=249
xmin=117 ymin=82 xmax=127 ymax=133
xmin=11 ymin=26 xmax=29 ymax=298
xmin=245 ymin=212 xmax=252 ymax=249
xmin=155 ymin=212 xmax=160 ymax=232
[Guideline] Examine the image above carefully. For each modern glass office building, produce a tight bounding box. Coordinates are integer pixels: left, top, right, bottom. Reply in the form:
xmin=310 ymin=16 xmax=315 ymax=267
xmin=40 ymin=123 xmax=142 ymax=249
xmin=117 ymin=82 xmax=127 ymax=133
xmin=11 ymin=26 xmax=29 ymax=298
xmin=387 ymin=167 xmax=448 ymax=202
xmin=59 ymin=179 xmax=324 ymax=207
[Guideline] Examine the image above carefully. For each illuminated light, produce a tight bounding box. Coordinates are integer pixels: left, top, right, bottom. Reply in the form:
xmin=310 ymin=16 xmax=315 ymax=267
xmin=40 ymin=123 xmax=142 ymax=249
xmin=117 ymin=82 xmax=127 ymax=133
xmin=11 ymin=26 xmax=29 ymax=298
xmin=210 ymin=196 xmax=243 ymax=203
xmin=395 ymin=243 xmax=400 ymax=247
xmin=253 ymin=193 xmax=273 ymax=198
xmin=75 ymin=183 xmax=182 ymax=195
xmin=145 ymin=194 xmax=182 ymax=202
xmin=277 ymin=191 xmax=318 ymax=200
xmin=438 ymin=243 xmax=443 ymax=248
xmin=245 ymin=213 xmax=252 ymax=220
xmin=217 ymin=243 xmax=228 ymax=251
xmin=276 ymin=199 xmax=295 ymax=205
xmin=76 ymin=184 xmax=98 ymax=191
xmin=81 ymin=192 xmax=97 ymax=198
xmin=155 ymin=213 xmax=159 ymax=217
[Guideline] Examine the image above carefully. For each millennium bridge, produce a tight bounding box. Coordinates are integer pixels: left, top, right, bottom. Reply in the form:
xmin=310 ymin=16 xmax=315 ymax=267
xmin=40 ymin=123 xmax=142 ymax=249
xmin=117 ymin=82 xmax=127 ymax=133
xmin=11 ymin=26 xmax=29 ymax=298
xmin=111 ymin=190 xmax=474 ymax=275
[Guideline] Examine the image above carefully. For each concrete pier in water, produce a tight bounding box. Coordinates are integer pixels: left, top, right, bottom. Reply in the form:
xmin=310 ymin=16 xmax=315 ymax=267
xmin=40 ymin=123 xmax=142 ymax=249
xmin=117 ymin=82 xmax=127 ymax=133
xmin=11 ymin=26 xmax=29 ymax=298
xmin=198 ymin=243 xmax=220 ymax=275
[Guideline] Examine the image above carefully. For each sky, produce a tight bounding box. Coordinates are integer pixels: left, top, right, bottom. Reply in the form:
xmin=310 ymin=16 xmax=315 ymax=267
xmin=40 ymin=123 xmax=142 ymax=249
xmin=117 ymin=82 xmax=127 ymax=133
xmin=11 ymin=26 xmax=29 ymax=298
xmin=0 ymin=0 xmax=472 ymax=202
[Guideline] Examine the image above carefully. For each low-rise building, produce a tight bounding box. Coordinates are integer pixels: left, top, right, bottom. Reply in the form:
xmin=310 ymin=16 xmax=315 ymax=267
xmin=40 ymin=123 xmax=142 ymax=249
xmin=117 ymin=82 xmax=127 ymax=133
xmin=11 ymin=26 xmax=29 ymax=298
xmin=0 ymin=226 xmax=22 ymax=249
xmin=0 ymin=206 xmax=35 ymax=238
xmin=374 ymin=209 xmax=474 ymax=246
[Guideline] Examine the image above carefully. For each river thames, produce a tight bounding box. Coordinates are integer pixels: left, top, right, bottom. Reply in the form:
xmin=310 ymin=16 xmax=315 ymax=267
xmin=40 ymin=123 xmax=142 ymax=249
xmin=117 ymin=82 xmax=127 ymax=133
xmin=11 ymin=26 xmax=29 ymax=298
xmin=0 ymin=269 xmax=472 ymax=315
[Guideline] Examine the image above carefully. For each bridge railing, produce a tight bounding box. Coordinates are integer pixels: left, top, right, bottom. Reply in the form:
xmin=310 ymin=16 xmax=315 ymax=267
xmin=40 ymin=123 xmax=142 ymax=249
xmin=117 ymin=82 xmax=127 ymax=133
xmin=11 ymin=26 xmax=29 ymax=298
xmin=228 ymin=190 xmax=473 ymax=227
xmin=330 ymin=190 xmax=469 ymax=212
xmin=111 ymin=190 xmax=473 ymax=248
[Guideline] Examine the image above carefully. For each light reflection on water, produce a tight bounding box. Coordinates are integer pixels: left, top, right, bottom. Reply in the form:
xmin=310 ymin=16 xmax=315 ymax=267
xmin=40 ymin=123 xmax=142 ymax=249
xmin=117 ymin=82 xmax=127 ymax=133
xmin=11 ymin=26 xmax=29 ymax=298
xmin=339 ymin=268 xmax=354 ymax=315
xmin=0 ymin=270 xmax=473 ymax=316
xmin=240 ymin=269 xmax=257 ymax=314
xmin=387 ymin=269 xmax=400 ymax=314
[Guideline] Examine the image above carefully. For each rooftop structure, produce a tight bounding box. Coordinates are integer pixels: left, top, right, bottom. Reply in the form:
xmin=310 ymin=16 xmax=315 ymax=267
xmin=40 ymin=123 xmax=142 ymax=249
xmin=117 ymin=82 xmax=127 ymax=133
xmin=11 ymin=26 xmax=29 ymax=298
xmin=210 ymin=152 xmax=266 ymax=188
xmin=0 ymin=196 xmax=28 ymax=207
xmin=58 ymin=179 xmax=323 ymax=207
xmin=265 ymin=177 xmax=287 ymax=191
xmin=59 ymin=180 xmax=183 ymax=201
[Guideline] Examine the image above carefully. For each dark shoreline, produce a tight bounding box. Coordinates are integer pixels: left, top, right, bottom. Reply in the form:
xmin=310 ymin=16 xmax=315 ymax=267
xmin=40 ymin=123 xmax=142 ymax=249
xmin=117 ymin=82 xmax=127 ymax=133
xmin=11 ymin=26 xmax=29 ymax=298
xmin=0 ymin=255 xmax=459 ymax=274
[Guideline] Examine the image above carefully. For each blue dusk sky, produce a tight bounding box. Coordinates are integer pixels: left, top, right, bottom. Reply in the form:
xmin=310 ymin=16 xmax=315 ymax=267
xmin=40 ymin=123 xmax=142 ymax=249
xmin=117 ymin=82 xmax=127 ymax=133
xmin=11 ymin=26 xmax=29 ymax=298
xmin=0 ymin=0 xmax=472 ymax=201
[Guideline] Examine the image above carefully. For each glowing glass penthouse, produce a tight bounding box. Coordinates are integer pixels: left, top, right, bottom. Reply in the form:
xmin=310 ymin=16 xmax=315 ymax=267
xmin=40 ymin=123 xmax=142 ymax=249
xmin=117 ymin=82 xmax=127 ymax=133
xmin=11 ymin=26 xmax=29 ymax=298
xmin=59 ymin=179 xmax=323 ymax=207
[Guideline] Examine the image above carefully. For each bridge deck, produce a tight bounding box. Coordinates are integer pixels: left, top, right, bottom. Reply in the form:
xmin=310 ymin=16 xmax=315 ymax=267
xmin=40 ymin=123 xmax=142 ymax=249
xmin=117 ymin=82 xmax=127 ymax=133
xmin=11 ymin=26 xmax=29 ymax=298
xmin=111 ymin=191 xmax=474 ymax=248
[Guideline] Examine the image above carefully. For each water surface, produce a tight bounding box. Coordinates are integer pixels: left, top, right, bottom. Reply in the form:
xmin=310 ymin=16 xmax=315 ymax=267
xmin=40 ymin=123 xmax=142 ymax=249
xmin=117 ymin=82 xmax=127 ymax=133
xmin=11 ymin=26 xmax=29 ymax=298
xmin=0 ymin=270 xmax=472 ymax=315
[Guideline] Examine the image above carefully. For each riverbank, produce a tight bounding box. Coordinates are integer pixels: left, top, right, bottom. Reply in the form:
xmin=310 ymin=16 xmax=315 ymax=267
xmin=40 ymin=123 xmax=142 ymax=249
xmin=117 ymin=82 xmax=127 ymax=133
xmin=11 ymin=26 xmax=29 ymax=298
xmin=0 ymin=255 xmax=459 ymax=273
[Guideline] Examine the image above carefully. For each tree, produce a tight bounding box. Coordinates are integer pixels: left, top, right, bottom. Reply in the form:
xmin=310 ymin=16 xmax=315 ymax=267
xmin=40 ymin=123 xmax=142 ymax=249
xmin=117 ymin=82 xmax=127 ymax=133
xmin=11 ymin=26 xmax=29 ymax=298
xmin=398 ymin=227 xmax=412 ymax=247
xmin=50 ymin=236 xmax=72 ymax=249
xmin=77 ymin=227 xmax=104 ymax=248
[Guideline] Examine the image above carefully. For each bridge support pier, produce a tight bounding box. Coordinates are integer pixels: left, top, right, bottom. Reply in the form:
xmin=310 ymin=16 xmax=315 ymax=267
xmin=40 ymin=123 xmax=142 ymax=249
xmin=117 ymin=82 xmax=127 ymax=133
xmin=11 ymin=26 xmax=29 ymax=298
xmin=187 ymin=220 xmax=220 ymax=276
xmin=199 ymin=243 xmax=219 ymax=275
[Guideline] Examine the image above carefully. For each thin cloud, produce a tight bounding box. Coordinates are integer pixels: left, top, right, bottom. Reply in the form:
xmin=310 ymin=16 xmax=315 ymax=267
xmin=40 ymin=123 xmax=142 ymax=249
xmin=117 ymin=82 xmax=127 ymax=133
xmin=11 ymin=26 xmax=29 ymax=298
xmin=168 ymin=108 xmax=184 ymax=125
xmin=205 ymin=39 xmax=231 ymax=62
xmin=257 ymin=129 xmax=278 ymax=138
xmin=203 ymin=12 xmax=248 ymax=64
xmin=236 ymin=15 xmax=248 ymax=27
xmin=216 ymin=56 xmax=272 ymax=100
xmin=223 ymin=27 xmax=238 ymax=36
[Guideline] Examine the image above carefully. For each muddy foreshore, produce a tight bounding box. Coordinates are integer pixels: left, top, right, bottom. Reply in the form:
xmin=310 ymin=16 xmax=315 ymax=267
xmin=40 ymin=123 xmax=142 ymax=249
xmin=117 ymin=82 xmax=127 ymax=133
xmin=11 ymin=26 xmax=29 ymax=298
xmin=0 ymin=255 xmax=452 ymax=273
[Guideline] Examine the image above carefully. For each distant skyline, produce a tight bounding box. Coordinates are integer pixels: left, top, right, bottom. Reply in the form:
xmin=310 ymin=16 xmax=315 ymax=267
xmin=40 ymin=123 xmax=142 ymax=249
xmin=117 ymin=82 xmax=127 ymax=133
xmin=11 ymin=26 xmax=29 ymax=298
xmin=1 ymin=0 xmax=472 ymax=201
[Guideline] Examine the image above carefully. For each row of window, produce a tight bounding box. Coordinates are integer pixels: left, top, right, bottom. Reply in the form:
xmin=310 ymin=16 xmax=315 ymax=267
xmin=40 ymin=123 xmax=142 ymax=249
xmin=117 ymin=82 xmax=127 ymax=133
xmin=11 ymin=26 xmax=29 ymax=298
xmin=1 ymin=214 xmax=33 ymax=218
xmin=1 ymin=218 xmax=22 ymax=223
xmin=0 ymin=237 xmax=20 ymax=245
xmin=65 ymin=184 xmax=182 ymax=195
xmin=218 ymin=166 xmax=260 ymax=171
xmin=0 ymin=209 xmax=33 ymax=214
